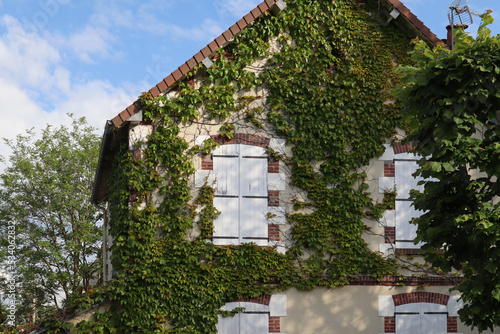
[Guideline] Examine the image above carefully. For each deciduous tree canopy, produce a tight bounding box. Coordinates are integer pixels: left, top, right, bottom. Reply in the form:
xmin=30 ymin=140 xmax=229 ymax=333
xmin=396 ymin=15 xmax=500 ymax=332
xmin=0 ymin=115 xmax=102 ymax=326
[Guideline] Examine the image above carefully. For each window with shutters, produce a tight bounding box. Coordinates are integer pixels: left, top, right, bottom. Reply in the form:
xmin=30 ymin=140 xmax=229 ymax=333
xmin=395 ymin=303 xmax=447 ymax=334
xmin=216 ymin=311 xmax=269 ymax=334
xmin=212 ymin=144 xmax=269 ymax=246
xmin=394 ymin=153 xmax=424 ymax=250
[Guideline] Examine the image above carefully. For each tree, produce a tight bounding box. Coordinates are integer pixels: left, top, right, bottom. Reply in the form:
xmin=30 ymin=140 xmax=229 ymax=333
xmin=0 ymin=115 xmax=102 ymax=326
xmin=395 ymin=14 xmax=500 ymax=332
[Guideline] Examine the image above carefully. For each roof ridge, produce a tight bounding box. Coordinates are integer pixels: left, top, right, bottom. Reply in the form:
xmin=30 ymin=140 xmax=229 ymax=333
xmin=112 ymin=0 xmax=280 ymax=128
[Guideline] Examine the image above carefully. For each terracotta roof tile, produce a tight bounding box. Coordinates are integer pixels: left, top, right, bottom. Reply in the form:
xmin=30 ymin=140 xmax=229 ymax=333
xmin=200 ymin=46 xmax=211 ymax=58
xmin=119 ymin=109 xmax=131 ymax=121
xmin=237 ymin=18 xmax=248 ymax=30
xmin=208 ymin=41 xmax=218 ymax=53
xmin=244 ymin=13 xmax=255 ymax=25
xmin=164 ymin=75 xmax=176 ymax=87
xmin=215 ymin=35 xmax=227 ymax=47
xmin=186 ymin=57 xmax=197 ymax=69
xmin=157 ymin=79 xmax=168 ymax=93
xmin=230 ymin=23 xmax=241 ymax=36
xmin=223 ymin=29 xmax=234 ymax=41
xmin=127 ymin=103 xmax=139 ymax=115
xmin=265 ymin=0 xmax=276 ymax=6
xmin=149 ymin=86 xmax=161 ymax=98
xmin=258 ymin=3 xmax=270 ymax=12
xmin=112 ymin=115 xmax=123 ymax=128
xmin=194 ymin=51 xmax=205 ymax=64
xmin=179 ymin=63 xmax=190 ymax=75
xmin=251 ymin=7 xmax=262 ymax=19
xmin=171 ymin=68 xmax=183 ymax=81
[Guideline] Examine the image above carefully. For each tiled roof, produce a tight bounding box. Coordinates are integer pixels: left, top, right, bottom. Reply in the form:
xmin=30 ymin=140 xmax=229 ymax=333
xmin=111 ymin=0 xmax=281 ymax=129
xmin=110 ymin=0 xmax=441 ymax=129
xmin=386 ymin=0 xmax=442 ymax=46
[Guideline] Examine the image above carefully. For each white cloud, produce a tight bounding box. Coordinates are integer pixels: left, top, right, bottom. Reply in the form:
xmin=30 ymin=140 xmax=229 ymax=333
xmin=66 ymin=26 xmax=114 ymax=63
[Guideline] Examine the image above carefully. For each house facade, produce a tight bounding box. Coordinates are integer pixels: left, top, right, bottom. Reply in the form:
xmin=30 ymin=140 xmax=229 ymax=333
xmin=91 ymin=0 xmax=500 ymax=333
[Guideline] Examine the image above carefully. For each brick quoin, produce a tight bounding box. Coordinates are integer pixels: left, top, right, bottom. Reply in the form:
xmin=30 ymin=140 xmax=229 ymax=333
xmin=384 ymin=317 xmax=395 ymax=333
xmin=201 ymin=155 xmax=213 ymax=170
xmin=269 ymin=316 xmax=281 ymax=332
xmin=384 ymin=162 xmax=395 ymax=177
xmin=268 ymin=224 xmax=280 ymax=241
xmin=268 ymin=190 xmax=279 ymax=206
xmin=268 ymin=160 xmax=280 ymax=173
xmin=448 ymin=316 xmax=458 ymax=333
xmin=384 ymin=227 xmax=395 ymax=243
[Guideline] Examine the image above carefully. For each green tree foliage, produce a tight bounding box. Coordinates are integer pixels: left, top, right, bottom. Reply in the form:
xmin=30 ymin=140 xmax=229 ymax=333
xmin=396 ymin=15 xmax=500 ymax=332
xmin=0 ymin=115 xmax=102 ymax=326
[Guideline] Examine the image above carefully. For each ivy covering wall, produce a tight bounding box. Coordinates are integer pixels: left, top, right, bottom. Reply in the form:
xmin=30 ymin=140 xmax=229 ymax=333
xmin=74 ymin=0 xmax=419 ymax=332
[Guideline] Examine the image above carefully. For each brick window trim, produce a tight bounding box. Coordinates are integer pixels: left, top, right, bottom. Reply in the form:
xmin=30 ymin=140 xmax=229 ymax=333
xmin=199 ymin=134 xmax=282 ymax=243
xmin=228 ymin=295 xmax=283 ymax=333
xmin=382 ymin=292 xmax=459 ymax=333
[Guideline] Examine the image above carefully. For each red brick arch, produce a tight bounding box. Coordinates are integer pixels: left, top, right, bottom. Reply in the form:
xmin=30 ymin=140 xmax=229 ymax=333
xmin=393 ymin=292 xmax=450 ymax=306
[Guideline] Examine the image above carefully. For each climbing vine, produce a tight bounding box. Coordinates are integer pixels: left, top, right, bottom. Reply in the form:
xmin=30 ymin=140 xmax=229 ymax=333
xmin=63 ymin=0 xmax=425 ymax=332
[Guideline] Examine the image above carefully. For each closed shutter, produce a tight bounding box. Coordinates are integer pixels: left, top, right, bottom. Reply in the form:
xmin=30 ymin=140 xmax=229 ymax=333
xmin=213 ymin=144 xmax=268 ymax=245
xmin=396 ymin=303 xmax=447 ymax=334
xmin=216 ymin=312 xmax=269 ymax=334
xmin=395 ymin=159 xmax=424 ymax=249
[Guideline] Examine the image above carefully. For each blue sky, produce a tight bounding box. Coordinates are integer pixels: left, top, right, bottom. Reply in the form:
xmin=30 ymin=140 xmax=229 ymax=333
xmin=0 ymin=0 xmax=498 ymax=163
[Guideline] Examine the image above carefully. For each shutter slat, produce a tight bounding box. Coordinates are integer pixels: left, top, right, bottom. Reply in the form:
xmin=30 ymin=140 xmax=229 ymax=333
xmin=240 ymin=313 xmax=268 ymax=334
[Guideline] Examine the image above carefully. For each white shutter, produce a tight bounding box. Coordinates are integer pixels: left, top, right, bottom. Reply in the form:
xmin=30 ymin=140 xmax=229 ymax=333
xmin=213 ymin=155 xmax=239 ymax=196
xmin=396 ymin=313 xmax=420 ymax=334
xmin=216 ymin=313 xmax=240 ymax=334
xmin=395 ymin=201 xmax=422 ymax=249
xmin=213 ymin=198 xmax=240 ymax=245
xmin=240 ymin=157 xmax=267 ymax=197
xmin=240 ymin=313 xmax=269 ymax=334
xmin=212 ymin=144 xmax=268 ymax=245
xmin=395 ymin=160 xmax=423 ymax=200
xmin=240 ymin=198 xmax=268 ymax=246
xmin=422 ymin=313 xmax=447 ymax=334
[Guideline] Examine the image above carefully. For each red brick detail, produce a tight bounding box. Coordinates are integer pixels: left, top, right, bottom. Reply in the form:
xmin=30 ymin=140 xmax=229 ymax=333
xmin=208 ymin=41 xmax=219 ymax=53
xmin=171 ymin=68 xmax=183 ymax=81
xmin=269 ymin=225 xmax=280 ymax=241
xmin=347 ymin=275 xmax=462 ymax=286
xmin=164 ymin=75 xmax=176 ymax=87
xmin=156 ymin=80 xmax=168 ymax=93
xmin=393 ymin=292 xmax=450 ymax=306
xmin=194 ymin=52 xmax=204 ymax=64
xmin=179 ymin=63 xmax=190 ymax=75
xmin=384 ymin=162 xmax=395 ymax=177
xmin=211 ymin=133 xmax=270 ymax=148
xmin=268 ymin=160 xmax=279 ymax=173
xmin=111 ymin=115 xmax=123 ymax=128
xmin=149 ymin=85 xmax=161 ymax=98
xmin=215 ymin=35 xmax=226 ymax=47
xmin=222 ymin=29 xmax=233 ymax=41
xmin=237 ymin=18 xmax=248 ymax=30
xmin=268 ymin=191 xmax=279 ymax=206
xmin=269 ymin=316 xmax=280 ymax=332
xmin=395 ymin=248 xmax=422 ymax=255
xmin=385 ymin=227 xmax=395 ymax=243
xmin=258 ymin=3 xmax=270 ymax=12
xmin=200 ymin=46 xmax=212 ymax=58
xmin=251 ymin=7 xmax=262 ymax=19
xmin=186 ymin=58 xmax=197 ymax=70
xmin=265 ymin=0 xmax=276 ymax=6
xmin=448 ymin=316 xmax=458 ymax=333
xmin=234 ymin=294 xmax=271 ymax=306
xmin=384 ymin=316 xmax=395 ymax=333
xmin=127 ymin=103 xmax=140 ymax=115
xmin=230 ymin=23 xmax=241 ymax=36
xmin=202 ymin=155 xmax=213 ymax=170
xmin=244 ymin=13 xmax=255 ymax=25
xmin=393 ymin=141 xmax=414 ymax=154
xmin=119 ymin=109 xmax=132 ymax=120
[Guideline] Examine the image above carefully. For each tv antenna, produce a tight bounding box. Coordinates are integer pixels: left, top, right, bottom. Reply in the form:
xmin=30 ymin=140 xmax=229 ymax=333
xmin=448 ymin=0 xmax=483 ymax=48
